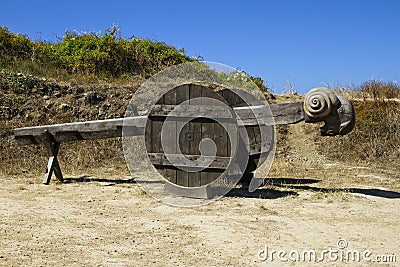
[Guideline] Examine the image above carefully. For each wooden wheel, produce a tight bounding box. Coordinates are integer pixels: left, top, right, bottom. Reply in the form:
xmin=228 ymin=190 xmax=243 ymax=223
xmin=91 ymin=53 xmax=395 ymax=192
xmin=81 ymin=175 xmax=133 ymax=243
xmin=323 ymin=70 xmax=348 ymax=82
xmin=145 ymin=83 xmax=274 ymax=188
xmin=145 ymin=83 xmax=238 ymax=187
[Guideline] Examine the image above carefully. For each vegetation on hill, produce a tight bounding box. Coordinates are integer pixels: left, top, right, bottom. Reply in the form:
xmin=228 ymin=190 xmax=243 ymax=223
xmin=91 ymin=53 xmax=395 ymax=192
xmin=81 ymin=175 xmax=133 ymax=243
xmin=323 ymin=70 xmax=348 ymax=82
xmin=0 ymin=26 xmax=269 ymax=90
xmin=0 ymin=25 xmax=192 ymax=79
xmin=317 ymin=81 xmax=400 ymax=163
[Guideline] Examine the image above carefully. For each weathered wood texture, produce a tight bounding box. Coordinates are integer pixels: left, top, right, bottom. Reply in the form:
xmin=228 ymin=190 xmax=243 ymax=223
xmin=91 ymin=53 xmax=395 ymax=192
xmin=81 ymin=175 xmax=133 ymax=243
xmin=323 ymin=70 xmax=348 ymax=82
xmin=145 ymin=84 xmax=235 ymax=187
xmin=13 ymin=116 xmax=147 ymax=145
xmin=36 ymin=131 xmax=64 ymax=184
xmin=13 ymin=103 xmax=303 ymax=145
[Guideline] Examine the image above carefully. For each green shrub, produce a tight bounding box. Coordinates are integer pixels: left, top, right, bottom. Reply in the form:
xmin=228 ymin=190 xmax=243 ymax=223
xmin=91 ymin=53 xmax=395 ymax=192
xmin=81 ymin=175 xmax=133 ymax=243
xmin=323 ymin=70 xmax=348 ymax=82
xmin=0 ymin=26 xmax=194 ymax=79
xmin=0 ymin=26 xmax=34 ymax=60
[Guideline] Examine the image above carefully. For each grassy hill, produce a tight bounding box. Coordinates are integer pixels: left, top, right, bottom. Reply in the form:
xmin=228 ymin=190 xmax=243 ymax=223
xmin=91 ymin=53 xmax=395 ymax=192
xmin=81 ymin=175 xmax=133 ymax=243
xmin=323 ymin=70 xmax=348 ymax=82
xmin=0 ymin=26 xmax=399 ymax=178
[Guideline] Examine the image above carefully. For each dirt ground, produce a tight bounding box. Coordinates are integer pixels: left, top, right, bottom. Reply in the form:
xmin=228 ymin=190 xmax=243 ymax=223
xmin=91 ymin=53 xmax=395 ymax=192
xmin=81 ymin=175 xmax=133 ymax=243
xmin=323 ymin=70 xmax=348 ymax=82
xmin=1 ymin=124 xmax=399 ymax=267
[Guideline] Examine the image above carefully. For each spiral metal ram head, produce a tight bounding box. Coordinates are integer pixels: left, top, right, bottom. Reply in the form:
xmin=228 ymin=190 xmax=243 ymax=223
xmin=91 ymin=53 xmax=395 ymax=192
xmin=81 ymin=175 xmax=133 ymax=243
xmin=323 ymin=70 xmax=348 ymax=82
xmin=303 ymin=87 xmax=356 ymax=136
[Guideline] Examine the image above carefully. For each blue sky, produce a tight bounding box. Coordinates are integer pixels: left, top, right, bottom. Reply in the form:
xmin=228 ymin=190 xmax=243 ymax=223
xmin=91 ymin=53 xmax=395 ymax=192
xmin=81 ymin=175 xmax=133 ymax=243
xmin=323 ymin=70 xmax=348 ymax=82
xmin=1 ymin=0 xmax=399 ymax=93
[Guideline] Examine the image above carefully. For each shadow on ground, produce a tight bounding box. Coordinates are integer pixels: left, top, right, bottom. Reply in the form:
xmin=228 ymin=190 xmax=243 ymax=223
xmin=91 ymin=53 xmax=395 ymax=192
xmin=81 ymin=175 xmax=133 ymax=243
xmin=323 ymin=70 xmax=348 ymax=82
xmin=64 ymin=176 xmax=136 ymax=185
xmin=266 ymin=178 xmax=400 ymax=199
xmin=62 ymin=176 xmax=400 ymax=199
xmin=226 ymin=188 xmax=298 ymax=199
xmin=63 ymin=176 xmax=298 ymax=199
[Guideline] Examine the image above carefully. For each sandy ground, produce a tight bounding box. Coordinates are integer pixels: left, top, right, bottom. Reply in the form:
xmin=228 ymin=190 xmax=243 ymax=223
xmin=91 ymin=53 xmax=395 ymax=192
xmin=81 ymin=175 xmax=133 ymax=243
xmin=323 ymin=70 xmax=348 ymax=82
xmin=1 ymin=124 xmax=399 ymax=266
xmin=1 ymin=171 xmax=399 ymax=267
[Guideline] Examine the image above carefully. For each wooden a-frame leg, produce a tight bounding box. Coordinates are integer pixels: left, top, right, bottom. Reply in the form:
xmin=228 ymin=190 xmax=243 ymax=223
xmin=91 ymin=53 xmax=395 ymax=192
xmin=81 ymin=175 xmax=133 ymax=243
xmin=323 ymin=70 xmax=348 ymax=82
xmin=39 ymin=131 xmax=64 ymax=185
xmin=43 ymin=141 xmax=63 ymax=184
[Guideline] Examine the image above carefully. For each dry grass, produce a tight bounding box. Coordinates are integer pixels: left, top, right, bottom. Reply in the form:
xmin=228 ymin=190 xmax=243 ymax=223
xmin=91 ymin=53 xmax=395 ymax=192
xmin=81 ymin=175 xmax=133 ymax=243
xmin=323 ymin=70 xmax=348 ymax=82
xmin=357 ymin=80 xmax=400 ymax=100
xmin=316 ymin=99 xmax=400 ymax=163
xmin=0 ymin=138 xmax=128 ymax=178
xmin=0 ymin=69 xmax=142 ymax=179
xmin=1 ymin=58 xmax=146 ymax=88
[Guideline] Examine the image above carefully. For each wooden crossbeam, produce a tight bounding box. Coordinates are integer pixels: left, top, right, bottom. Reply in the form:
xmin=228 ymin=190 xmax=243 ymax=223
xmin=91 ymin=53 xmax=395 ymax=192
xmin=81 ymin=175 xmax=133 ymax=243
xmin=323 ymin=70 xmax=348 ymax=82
xmin=13 ymin=103 xmax=304 ymax=145
xmin=148 ymin=153 xmax=232 ymax=169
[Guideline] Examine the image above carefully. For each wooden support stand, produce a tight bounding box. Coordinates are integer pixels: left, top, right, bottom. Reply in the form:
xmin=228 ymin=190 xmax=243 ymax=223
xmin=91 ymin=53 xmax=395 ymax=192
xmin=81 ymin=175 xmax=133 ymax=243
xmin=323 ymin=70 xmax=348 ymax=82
xmin=37 ymin=131 xmax=64 ymax=184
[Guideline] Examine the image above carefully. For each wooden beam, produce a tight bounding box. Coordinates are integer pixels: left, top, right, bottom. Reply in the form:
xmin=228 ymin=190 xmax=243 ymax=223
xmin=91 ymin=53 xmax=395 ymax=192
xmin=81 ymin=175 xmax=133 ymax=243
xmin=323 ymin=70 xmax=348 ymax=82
xmin=13 ymin=103 xmax=305 ymax=145
xmin=234 ymin=102 xmax=304 ymax=126
xmin=149 ymin=104 xmax=234 ymax=119
xmin=148 ymin=153 xmax=231 ymax=169
xmin=13 ymin=116 xmax=147 ymax=145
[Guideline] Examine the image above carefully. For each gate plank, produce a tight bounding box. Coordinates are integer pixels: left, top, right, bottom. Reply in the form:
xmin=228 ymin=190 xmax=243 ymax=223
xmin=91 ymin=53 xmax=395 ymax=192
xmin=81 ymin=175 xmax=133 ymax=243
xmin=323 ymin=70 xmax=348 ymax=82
xmin=200 ymin=87 xmax=222 ymax=185
xmin=176 ymin=84 xmax=190 ymax=186
xmin=188 ymin=84 xmax=202 ymax=187
xmin=163 ymin=88 xmax=178 ymax=184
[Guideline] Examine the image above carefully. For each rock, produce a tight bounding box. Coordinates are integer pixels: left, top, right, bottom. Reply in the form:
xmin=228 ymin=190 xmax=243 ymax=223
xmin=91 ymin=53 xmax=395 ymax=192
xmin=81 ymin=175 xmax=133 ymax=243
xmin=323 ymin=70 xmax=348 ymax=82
xmin=102 ymin=103 xmax=111 ymax=110
xmin=86 ymin=91 xmax=105 ymax=105
xmin=54 ymin=92 xmax=62 ymax=98
xmin=98 ymin=110 xmax=106 ymax=116
xmin=75 ymin=87 xmax=84 ymax=94
xmin=60 ymin=103 xmax=70 ymax=110
xmin=43 ymin=95 xmax=50 ymax=100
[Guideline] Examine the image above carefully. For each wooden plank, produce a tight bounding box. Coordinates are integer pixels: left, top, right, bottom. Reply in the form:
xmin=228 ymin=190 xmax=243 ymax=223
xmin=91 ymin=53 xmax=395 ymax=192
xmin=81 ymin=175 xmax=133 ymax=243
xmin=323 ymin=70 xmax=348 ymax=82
xmin=14 ymin=116 xmax=147 ymax=144
xmin=214 ymin=121 xmax=230 ymax=186
xmin=188 ymin=121 xmax=202 ymax=186
xmin=200 ymin=87 xmax=221 ymax=185
xmin=148 ymin=153 xmax=231 ymax=169
xmin=234 ymin=102 xmax=304 ymax=126
xmin=188 ymin=84 xmax=202 ymax=187
xmin=149 ymin=92 xmax=165 ymax=181
xmin=152 ymin=119 xmax=165 ymax=179
xmin=270 ymin=102 xmax=304 ymax=124
xmin=176 ymin=84 xmax=190 ymax=186
xmin=214 ymin=123 xmax=227 ymax=157
xmin=149 ymin=104 xmax=233 ymax=119
xmin=145 ymin=112 xmax=153 ymax=163
xmin=163 ymin=88 xmax=177 ymax=184
xmin=78 ymin=129 xmax=122 ymax=140
xmin=51 ymin=155 xmax=63 ymax=183
xmin=43 ymin=156 xmax=56 ymax=185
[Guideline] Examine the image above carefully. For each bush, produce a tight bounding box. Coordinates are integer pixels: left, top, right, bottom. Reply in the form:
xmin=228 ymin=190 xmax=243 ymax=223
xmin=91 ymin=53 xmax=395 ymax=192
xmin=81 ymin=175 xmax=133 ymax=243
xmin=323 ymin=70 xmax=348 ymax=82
xmin=0 ymin=26 xmax=34 ymax=61
xmin=38 ymin=28 xmax=193 ymax=77
xmin=0 ymin=26 xmax=194 ymax=78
